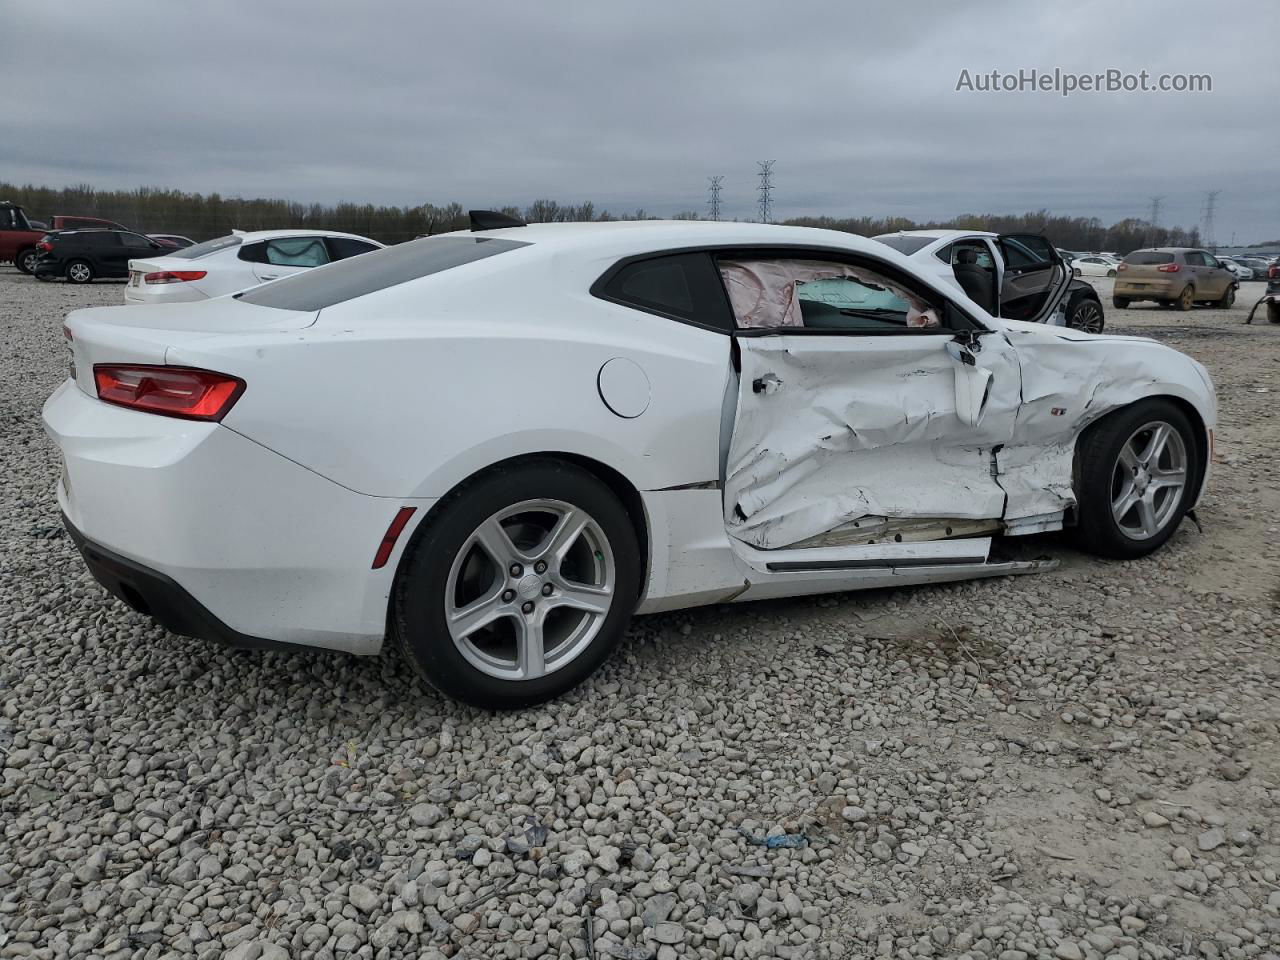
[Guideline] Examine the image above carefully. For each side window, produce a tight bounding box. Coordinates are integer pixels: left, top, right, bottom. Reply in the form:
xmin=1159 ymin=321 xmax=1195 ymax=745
xmin=0 ymin=208 xmax=16 ymax=230
xmin=595 ymin=252 xmax=734 ymax=331
xmin=122 ymin=232 xmax=154 ymax=249
xmin=88 ymin=232 xmax=122 ymax=247
xmin=265 ymin=237 xmax=329 ymax=267
xmin=1000 ymin=235 xmax=1054 ymax=267
xmin=1182 ymin=251 xmax=1202 ymax=266
xmin=237 ymin=242 xmax=269 ymax=264
xmin=718 ymin=258 xmax=944 ymax=332
xmin=933 ymin=243 xmax=952 ymax=264
xmin=326 ymin=237 xmax=380 ymax=261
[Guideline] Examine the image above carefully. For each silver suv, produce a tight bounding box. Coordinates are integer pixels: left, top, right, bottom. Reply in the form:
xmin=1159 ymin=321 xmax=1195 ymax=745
xmin=1113 ymin=248 xmax=1237 ymax=311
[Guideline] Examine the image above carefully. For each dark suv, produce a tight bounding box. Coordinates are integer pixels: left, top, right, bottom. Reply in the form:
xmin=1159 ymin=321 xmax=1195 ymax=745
xmin=33 ymin=229 xmax=171 ymax=284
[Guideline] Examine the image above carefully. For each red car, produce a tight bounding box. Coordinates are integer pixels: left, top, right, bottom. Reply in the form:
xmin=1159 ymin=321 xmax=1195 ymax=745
xmin=0 ymin=201 xmax=47 ymax=275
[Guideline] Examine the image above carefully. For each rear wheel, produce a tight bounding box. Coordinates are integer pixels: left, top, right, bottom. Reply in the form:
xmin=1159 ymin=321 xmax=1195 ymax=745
xmin=1177 ymin=285 xmax=1194 ymax=311
xmin=1106 ymin=269 xmax=1116 ymax=278
xmin=15 ymin=248 xmax=37 ymax=275
xmin=1269 ymin=302 xmax=1280 ymax=325
xmin=1215 ymin=285 xmax=1236 ymax=308
xmin=65 ymin=260 xmax=94 ymax=284
xmin=1068 ymin=298 xmax=1105 ymax=333
xmin=392 ymin=460 xmax=640 ymax=709
xmin=1112 ymin=296 xmax=1130 ymax=309
xmin=1072 ymin=399 xmax=1197 ymax=559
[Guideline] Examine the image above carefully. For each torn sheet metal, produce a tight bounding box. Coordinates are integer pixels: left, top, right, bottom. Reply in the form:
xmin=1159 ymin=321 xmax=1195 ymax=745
xmin=725 ymin=334 xmax=1021 ymax=550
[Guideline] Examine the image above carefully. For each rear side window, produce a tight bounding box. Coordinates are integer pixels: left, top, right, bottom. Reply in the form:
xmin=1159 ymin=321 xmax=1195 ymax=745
xmin=594 ymin=252 xmax=734 ymax=332
xmin=173 ymin=235 xmax=242 ymax=260
xmin=326 ymin=236 xmax=380 ymax=260
xmin=1124 ymin=251 xmax=1174 ymax=265
xmin=874 ymin=235 xmax=935 ymax=256
xmin=237 ymin=236 xmax=530 ymax=311
xmin=264 ymin=237 xmax=329 ymax=267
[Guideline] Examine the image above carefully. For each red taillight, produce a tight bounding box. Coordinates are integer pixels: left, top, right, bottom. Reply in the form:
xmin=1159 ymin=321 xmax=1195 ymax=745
xmin=1157 ymin=263 xmax=1181 ymax=273
xmin=93 ymin=365 xmax=245 ymax=422
xmin=372 ymin=507 xmax=417 ymax=569
xmin=37 ymin=241 xmax=53 ymax=252
xmin=1270 ymin=265 xmax=1278 ymax=279
xmin=143 ymin=270 xmax=207 ymax=284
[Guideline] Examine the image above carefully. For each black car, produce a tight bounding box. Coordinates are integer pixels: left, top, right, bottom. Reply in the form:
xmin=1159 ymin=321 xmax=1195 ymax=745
xmin=33 ymin=229 xmax=171 ymax=284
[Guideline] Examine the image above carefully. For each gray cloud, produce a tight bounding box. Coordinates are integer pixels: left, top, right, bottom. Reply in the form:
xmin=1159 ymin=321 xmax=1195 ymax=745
xmin=5 ymin=0 xmax=1278 ymax=240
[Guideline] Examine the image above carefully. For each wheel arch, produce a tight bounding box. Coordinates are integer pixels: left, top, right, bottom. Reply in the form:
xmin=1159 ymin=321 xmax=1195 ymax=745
xmin=1070 ymin=392 xmax=1210 ymax=516
xmin=390 ymin=451 xmax=651 ymax=607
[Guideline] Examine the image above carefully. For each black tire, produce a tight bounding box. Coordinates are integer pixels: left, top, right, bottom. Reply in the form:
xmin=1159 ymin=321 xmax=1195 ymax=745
xmin=1072 ymin=267 xmax=1081 ymax=278
xmin=1160 ymin=300 xmax=1176 ymax=309
xmin=392 ymin=459 xmax=640 ymax=709
xmin=1072 ymin=399 xmax=1198 ymax=560
xmin=1215 ymin=285 xmax=1236 ymax=308
xmin=1176 ymin=285 xmax=1194 ymax=311
xmin=1068 ymin=298 xmax=1105 ymax=333
xmin=65 ymin=260 xmax=95 ymax=284
xmin=1106 ymin=269 xmax=1116 ymax=278
xmin=1112 ymin=296 xmax=1129 ymax=309
xmin=15 ymin=248 xmax=37 ymax=275
xmin=1268 ymin=301 xmax=1280 ymax=325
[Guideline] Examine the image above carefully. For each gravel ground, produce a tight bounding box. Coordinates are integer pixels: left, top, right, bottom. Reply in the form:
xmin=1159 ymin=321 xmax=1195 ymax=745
xmin=2 ymin=270 xmax=1278 ymax=960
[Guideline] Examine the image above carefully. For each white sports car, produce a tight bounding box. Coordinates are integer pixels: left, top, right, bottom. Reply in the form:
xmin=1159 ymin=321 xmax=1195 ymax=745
xmin=1072 ymin=254 xmax=1122 ymax=278
xmin=123 ymin=229 xmax=383 ymax=304
xmin=45 ymin=214 xmax=1216 ymax=707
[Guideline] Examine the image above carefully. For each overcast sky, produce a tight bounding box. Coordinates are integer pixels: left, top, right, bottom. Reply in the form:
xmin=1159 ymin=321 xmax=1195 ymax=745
xmin=6 ymin=1 xmax=1278 ymax=242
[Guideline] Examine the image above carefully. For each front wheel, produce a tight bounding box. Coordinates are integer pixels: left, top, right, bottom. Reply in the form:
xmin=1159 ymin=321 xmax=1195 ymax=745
xmin=1072 ymin=399 xmax=1197 ymax=559
xmin=65 ymin=260 xmax=94 ymax=284
xmin=1215 ymin=285 xmax=1236 ymax=308
xmin=1106 ymin=269 xmax=1116 ymax=278
xmin=15 ymin=248 xmax=37 ymax=275
xmin=1268 ymin=301 xmax=1280 ymax=325
xmin=1112 ymin=296 xmax=1129 ymax=309
xmin=1068 ymin=298 xmax=1105 ymax=333
xmin=392 ymin=460 xmax=640 ymax=709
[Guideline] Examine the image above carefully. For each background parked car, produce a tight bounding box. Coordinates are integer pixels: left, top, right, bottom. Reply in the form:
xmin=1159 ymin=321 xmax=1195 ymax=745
xmin=1221 ymin=259 xmax=1253 ymax=281
xmin=1072 ymin=254 xmax=1121 ymax=277
xmin=33 ymin=229 xmax=172 ymax=283
xmin=147 ymin=234 xmax=195 ymax=249
xmin=1235 ymin=256 xmax=1272 ymax=278
xmin=875 ymin=229 xmax=1105 ymax=333
xmin=123 ymin=229 xmax=383 ymax=303
xmin=0 ymin=200 xmax=48 ymax=274
xmin=1113 ymin=248 xmax=1238 ymax=310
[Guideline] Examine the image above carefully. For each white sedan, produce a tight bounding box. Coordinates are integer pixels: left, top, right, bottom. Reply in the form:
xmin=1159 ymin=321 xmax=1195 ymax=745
xmin=123 ymin=229 xmax=383 ymax=304
xmin=45 ymin=215 xmax=1216 ymax=708
xmin=1072 ymin=254 xmax=1122 ymax=277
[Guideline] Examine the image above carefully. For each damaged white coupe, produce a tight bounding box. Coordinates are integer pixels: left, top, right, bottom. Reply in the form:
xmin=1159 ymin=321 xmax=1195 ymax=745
xmin=46 ymin=214 xmax=1216 ymax=707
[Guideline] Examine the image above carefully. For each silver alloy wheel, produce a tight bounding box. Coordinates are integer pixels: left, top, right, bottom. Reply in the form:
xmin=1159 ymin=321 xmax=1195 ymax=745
xmin=67 ymin=262 xmax=92 ymax=283
xmin=444 ymin=499 xmax=615 ymax=681
xmin=19 ymin=250 xmax=37 ymax=273
xmin=1110 ymin=420 xmax=1188 ymax=541
xmin=1071 ymin=301 xmax=1105 ymax=334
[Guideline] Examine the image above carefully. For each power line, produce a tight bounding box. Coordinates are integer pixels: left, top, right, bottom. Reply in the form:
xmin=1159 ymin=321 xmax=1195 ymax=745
xmin=1201 ymin=190 xmax=1220 ymax=251
xmin=707 ymin=176 xmax=724 ymax=222
xmin=757 ymin=160 xmax=776 ymax=224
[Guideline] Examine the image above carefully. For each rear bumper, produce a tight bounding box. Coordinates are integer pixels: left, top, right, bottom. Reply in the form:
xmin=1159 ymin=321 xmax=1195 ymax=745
xmin=1113 ymin=279 xmax=1178 ymax=298
xmin=123 ymin=282 xmax=209 ymax=304
xmin=43 ymin=379 xmax=435 ymax=654
xmin=63 ymin=516 xmax=302 ymax=651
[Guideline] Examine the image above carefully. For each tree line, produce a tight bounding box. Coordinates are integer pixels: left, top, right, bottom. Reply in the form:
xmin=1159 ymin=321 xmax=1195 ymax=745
xmin=2 ymin=182 xmax=1201 ymax=252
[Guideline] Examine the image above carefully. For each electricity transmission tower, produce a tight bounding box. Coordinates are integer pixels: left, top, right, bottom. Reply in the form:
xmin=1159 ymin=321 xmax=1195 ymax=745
xmin=707 ymin=176 xmax=724 ymax=222
xmin=757 ymin=161 xmax=776 ymax=223
xmin=1201 ymin=190 xmax=1220 ymax=251
xmin=1146 ymin=196 xmax=1164 ymax=246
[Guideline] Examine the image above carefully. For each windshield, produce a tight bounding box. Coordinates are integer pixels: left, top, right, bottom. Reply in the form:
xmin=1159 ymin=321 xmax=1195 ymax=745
xmin=237 ymin=235 xmax=531 ymax=311
xmin=873 ymin=234 xmax=936 ymax=256
xmin=169 ymin=235 xmax=243 ymax=260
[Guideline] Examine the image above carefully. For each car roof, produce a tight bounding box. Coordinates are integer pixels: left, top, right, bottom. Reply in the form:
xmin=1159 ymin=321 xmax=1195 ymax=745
xmin=232 ymin=228 xmax=380 ymax=242
xmin=875 ymin=228 xmax=998 ymax=241
xmin=436 ymin=220 xmax=915 ymax=261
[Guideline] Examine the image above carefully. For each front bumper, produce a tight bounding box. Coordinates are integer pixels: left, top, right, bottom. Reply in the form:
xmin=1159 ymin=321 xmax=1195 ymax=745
xmin=43 ymin=380 xmax=435 ymax=654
